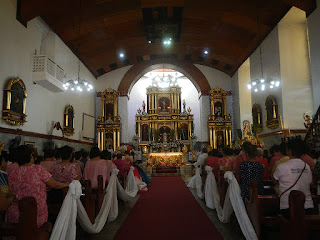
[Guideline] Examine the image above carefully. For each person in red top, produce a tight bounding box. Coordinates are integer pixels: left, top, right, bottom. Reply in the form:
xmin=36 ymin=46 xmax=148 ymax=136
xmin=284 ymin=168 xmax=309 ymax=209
xmin=268 ymin=144 xmax=284 ymax=173
xmin=218 ymin=147 xmax=234 ymax=172
xmin=233 ymin=141 xmax=252 ymax=172
xmin=207 ymin=149 xmax=221 ymax=178
xmin=256 ymin=148 xmax=270 ymax=180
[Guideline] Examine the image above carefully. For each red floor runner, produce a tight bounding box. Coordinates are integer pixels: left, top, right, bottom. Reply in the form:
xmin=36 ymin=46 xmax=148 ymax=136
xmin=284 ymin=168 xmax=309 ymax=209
xmin=114 ymin=176 xmax=223 ymax=240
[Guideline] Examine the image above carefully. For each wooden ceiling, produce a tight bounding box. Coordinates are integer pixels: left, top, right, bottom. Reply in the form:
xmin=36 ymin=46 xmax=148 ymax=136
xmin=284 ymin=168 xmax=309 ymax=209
xmin=17 ymin=0 xmax=316 ymax=78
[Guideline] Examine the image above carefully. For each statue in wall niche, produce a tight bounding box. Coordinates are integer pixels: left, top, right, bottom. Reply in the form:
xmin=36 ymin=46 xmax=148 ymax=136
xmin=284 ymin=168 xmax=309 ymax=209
xmin=142 ymin=101 xmax=146 ymax=113
xmin=303 ymin=113 xmax=312 ymax=128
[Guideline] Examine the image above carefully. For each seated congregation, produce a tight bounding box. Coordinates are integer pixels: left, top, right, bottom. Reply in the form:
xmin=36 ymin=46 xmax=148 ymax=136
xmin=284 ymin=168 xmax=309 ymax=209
xmin=0 ymin=144 xmax=150 ymax=239
xmin=188 ymin=137 xmax=320 ymax=239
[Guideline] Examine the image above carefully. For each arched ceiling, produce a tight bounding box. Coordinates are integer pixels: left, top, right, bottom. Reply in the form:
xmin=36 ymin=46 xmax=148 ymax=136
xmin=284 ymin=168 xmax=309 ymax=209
xmin=17 ymin=0 xmax=316 ymax=78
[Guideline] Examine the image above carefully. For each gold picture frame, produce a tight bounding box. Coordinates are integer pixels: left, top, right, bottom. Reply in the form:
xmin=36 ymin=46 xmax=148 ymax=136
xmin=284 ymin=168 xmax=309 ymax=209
xmin=252 ymin=103 xmax=263 ymax=133
xmin=63 ymin=105 xmax=75 ymax=136
xmin=2 ymin=77 xmax=27 ymax=125
xmin=265 ymin=95 xmax=279 ymax=129
xmin=24 ymin=141 xmax=35 ymax=148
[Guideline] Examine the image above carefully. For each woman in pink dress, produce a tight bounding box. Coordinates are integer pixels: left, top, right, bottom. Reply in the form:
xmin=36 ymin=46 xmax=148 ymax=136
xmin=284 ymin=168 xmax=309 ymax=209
xmin=84 ymin=147 xmax=109 ymax=188
xmin=6 ymin=145 xmax=69 ymax=228
xmin=100 ymin=150 xmax=117 ymax=183
xmin=51 ymin=145 xmax=81 ymax=183
xmin=40 ymin=149 xmax=56 ymax=172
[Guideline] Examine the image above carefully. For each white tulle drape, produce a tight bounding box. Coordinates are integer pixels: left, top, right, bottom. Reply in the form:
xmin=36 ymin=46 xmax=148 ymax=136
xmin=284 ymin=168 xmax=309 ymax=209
xmin=187 ymin=166 xmax=204 ymax=199
xmin=188 ymin=166 xmax=258 ymax=240
xmin=50 ymin=168 xmax=139 ymax=240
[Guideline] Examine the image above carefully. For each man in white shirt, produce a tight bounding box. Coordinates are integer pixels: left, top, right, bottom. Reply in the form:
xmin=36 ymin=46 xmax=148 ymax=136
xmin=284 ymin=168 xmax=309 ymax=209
xmin=273 ymin=138 xmax=314 ymax=219
xmin=135 ymin=148 xmax=142 ymax=163
xmin=107 ymin=145 xmax=114 ymax=155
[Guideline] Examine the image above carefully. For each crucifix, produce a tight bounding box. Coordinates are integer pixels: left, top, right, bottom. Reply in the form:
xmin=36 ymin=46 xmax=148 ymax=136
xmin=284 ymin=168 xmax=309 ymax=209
xmin=162 ymin=100 xmax=167 ymax=110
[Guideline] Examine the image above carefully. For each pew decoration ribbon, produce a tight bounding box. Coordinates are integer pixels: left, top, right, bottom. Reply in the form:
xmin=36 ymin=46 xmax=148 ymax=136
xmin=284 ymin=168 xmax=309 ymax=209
xmin=188 ymin=167 xmax=258 ymax=240
xmin=50 ymin=168 xmax=141 ymax=239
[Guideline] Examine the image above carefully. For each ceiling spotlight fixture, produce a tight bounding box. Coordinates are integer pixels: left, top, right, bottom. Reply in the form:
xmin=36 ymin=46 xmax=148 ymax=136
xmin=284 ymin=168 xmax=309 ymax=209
xmin=204 ymin=50 xmax=209 ymax=55
xmin=163 ymin=39 xmax=172 ymax=45
xmin=119 ymin=53 xmax=125 ymax=58
xmin=148 ymin=40 xmax=152 ymax=44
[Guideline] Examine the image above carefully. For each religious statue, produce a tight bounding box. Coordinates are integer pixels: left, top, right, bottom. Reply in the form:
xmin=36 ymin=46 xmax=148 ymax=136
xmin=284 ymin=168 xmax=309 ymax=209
xmin=183 ymin=99 xmax=186 ymax=113
xmin=163 ymin=132 xmax=168 ymax=143
xmin=142 ymin=101 xmax=146 ymax=113
xmin=161 ymin=100 xmax=167 ymax=110
xmin=303 ymin=113 xmax=312 ymax=128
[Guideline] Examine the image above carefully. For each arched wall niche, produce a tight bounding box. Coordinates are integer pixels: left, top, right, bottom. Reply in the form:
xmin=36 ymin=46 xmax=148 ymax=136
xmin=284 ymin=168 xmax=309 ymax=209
xmin=117 ymin=59 xmax=211 ymax=95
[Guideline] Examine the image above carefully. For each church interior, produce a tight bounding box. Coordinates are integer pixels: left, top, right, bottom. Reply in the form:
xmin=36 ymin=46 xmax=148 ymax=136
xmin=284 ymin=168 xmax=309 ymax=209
xmin=1 ymin=0 xmax=320 ymax=239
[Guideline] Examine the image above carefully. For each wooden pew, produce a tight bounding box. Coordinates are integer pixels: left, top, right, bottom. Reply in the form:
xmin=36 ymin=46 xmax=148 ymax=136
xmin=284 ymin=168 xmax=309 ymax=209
xmin=245 ymin=180 xmax=280 ymax=239
xmin=47 ymin=187 xmax=69 ymax=224
xmin=0 ymin=197 xmax=52 ymax=240
xmin=92 ymin=175 xmax=106 ymax=213
xmin=217 ymin=170 xmax=228 ymax=207
xmin=280 ymin=190 xmax=320 ymax=240
xmin=118 ymin=167 xmax=129 ymax=189
xmin=81 ymin=179 xmax=96 ymax=223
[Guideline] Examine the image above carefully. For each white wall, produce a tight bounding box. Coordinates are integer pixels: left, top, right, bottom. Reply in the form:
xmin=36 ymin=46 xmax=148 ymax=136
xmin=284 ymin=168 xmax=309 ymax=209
xmin=0 ymin=0 xmax=95 ymax=142
xmin=279 ymin=7 xmax=313 ymax=129
xmin=308 ymin=0 xmax=320 ymax=112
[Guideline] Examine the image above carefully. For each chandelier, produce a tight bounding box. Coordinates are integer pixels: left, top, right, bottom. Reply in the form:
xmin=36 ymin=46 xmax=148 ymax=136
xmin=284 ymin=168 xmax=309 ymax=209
xmin=248 ymin=0 xmax=281 ymax=93
xmin=63 ymin=0 xmax=93 ymax=93
xmin=247 ymin=78 xmax=280 ymax=92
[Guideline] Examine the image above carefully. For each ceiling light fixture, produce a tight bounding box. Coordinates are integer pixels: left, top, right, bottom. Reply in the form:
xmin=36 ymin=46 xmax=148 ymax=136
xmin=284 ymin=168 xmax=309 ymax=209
xmin=63 ymin=0 xmax=94 ymax=93
xmin=119 ymin=53 xmax=125 ymax=58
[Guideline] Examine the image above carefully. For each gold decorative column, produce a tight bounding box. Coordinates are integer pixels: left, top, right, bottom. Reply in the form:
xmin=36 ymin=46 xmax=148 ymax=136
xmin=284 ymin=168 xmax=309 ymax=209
xmin=97 ymin=88 xmax=121 ymax=151
xmin=208 ymin=87 xmax=232 ymax=148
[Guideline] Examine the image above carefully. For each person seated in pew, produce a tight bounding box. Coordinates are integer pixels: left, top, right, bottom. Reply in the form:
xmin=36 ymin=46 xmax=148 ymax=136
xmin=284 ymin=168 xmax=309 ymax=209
xmin=6 ymin=145 xmax=69 ymax=228
xmin=80 ymin=149 xmax=89 ymax=167
xmin=268 ymin=144 xmax=284 ymax=173
xmin=113 ymin=152 xmax=130 ymax=178
xmin=54 ymin=148 xmax=62 ymax=164
xmin=84 ymin=147 xmax=109 ymax=188
xmin=51 ymin=145 xmax=81 ymax=183
xmin=271 ymin=142 xmax=289 ymax=178
xmin=0 ymin=153 xmax=15 ymax=215
xmin=100 ymin=150 xmax=117 ymax=183
xmin=40 ymin=149 xmax=56 ymax=172
xmin=233 ymin=141 xmax=252 ymax=172
xmin=239 ymin=144 xmax=264 ymax=200
xmin=256 ymin=148 xmax=270 ymax=180
xmin=274 ymin=138 xmax=314 ymax=219
xmin=207 ymin=149 xmax=221 ymax=178
xmin=131 ymin=151 xmax=151 ymax=184
xmin=218 ymin=147 xmax=234 ymax=172
xmin=73 ymin=151 xmax=84 ymax=173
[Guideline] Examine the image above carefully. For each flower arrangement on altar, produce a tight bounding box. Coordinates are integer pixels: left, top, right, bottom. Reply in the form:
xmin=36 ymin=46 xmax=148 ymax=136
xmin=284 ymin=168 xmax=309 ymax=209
xmin=175 ymin=140 xmax=184 ymax=146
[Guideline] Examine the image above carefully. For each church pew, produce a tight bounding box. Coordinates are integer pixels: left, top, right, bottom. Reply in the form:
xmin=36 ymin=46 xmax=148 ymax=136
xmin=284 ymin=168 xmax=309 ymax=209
xmin=280 ymin=190 xmax=320 ymax=240
xmin=47 ymin=186 xmax=69 ymax=224
xmin=245 ymin=180 xmax=280 ymax=240
xmin=217 ymin=170 xmax=228 ymax=207
xmin=118 ymin=167 xmax=129 ymax=189
xmin=92 ymin=175 xmax=106 ymax=214
xmin=0 ymin=197 xmax=52 ymax=240
xmin=81 ymin=179 xmax=96 ymax=224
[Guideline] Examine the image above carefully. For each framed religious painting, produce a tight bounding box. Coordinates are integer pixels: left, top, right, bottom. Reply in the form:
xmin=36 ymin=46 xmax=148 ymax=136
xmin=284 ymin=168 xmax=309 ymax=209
xmin=252 ymin=104 xmax=263 ymax=133
xmin=63 ymin=105 xmax=74 ymax=136
xmin=265 ymin=95 xmax=279 ymax=129
xmin=2 ymin=77 xmax=27 ymax=125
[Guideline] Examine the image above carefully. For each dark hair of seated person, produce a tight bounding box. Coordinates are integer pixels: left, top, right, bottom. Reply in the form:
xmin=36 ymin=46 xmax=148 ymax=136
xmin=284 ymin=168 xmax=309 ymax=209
xmin=34 ymin=155 xmax=44 ymax=165
xmin=15 ymin=145 xmax=33 ymax=166
xmin=209 ymin=149 xmax=219 ymax=157
xmin=242 ymin=141 xmax=252 ymax=153
xmin=74 ymin=151 xmax=82 ymax=161
xmin=100 ymin=150 xmax=111 ymax=160
xmin=44 ymin=149 xmax=55 ymax=159
xmin=202 ymin=148 xmax=208 ymax=153
xmin=90 ymin=147 xmax=100 ymax=159
xmin=222 ymin=147 xmax=233 ymax=156
xmin=55 ymin=148 xmax=61 ymax=159
xmin=60 ymin=145 xmax=73 ymax=161
xmin=116 ymin=153 xmax=123 ymax=160
xmin=81 ymin=149 xmax=89 ymax=158
xmin=246 ymin=144 xmax=257 ymax=159
xmin=287 ymin=138 xmax=306 ymax=159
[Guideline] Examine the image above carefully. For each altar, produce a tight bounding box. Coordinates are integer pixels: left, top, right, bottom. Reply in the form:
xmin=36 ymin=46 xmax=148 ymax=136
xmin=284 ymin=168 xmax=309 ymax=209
xmin=148 ymin=152 xmax=184 ymax=176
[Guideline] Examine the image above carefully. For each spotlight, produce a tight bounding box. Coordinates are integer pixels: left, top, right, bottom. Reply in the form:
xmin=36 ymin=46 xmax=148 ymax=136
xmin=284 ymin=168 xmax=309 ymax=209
xmin=204 ymin=50 xmax=209 ymax=55
xmin=119 ymin=53 xmax=124 ymax=58
xmin=252 ymin=81 xmax=257 ymax=86
xmin=148 ymin=40 xmax=152 ymax=44
xmin=247 ymin=84 xmax=252 ymax=90
xmin=275 ymin=81 xmax=280 ymax=87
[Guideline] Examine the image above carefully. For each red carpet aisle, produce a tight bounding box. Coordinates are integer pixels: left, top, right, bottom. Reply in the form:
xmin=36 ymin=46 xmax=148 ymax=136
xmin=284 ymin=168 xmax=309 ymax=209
xmin=114 ymin=176 xmax=223 ymax=240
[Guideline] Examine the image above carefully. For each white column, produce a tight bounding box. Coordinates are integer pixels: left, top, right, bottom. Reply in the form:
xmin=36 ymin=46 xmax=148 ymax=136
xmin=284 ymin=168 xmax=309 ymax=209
xmin=118 ymin=96 xmax=129 ymax=143
xmin=199 ymin=95 xmax=210 ymax=142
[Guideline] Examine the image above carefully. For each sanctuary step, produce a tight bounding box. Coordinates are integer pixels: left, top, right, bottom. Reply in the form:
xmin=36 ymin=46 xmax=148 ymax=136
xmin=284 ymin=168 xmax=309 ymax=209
xmin=152 ymin=166 xmax=180 ymax=176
